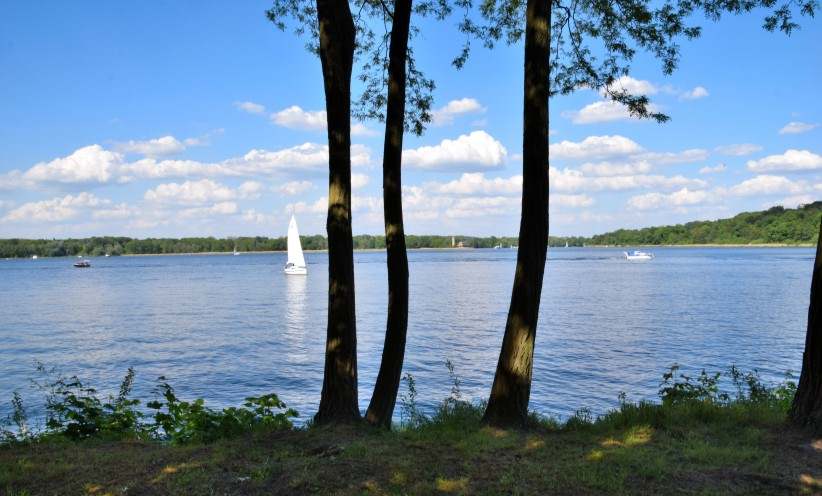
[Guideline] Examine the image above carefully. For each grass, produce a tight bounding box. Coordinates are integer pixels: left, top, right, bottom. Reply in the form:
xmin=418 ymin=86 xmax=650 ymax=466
xmin=3 ymin=399 xmax=822 ymax=495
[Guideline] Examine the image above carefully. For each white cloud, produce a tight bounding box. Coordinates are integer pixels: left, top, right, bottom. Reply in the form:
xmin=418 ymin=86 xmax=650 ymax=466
xmin=179 ymin=201 xmax=239 ymax=218
xmin=234 ymin=101 xmax=266 ymax=114
xmin=765 ymin=195 xmax=816 ymax=209
xmin=144 ymin=179 xmax=247 ymax=205
xmin=637 ymin=148 xmax=709 ymax=164
xmin=1 ymin=193 xmax=109 ymax=223
xmin=403 ymin=131 xmax=507 ymax=170
xmin=277 ymin=180 xmax=314 ymax=196
xmin=779 ymin=121 xmax=819 ymax=135
xmin=551 ymin=194 xmax=595 ymax=208
xmin=549 ymin=167 xmax=707 ymax=193
xmin=564 ymin=99 xmax=663 ymax=124
xmin=699 ymin=163 xmax=726 ymax=174
xmin=579 ymin=160 xmax=652 ymax=176
xmin=351 ymin=173 xmax=370 ymax=189
xmin=238 ymin=180 xmax=263 ymax=199
xmin=680 ymin=86 xmax=709 ymax=100
xmin=603 ymin=76 xmax=658 ymax=96
xmin=351 ymin=123 xmax=377 ymax=137
xmin=729 ymin=175 xmax=808 ymax=196
xmin=427 ymin=173 xmax=522 ymax=196
xmin=746 ymin=149 xmax=822 ymax=173
xmin=715 ymin=143 xmax=763 ymax=156
xmin=115 ymin=136 xmax=187 ymax=157
xmin=271 ymin=106 xmax=326 ymax=130
xmin=550 ymin=135 xmax=643 ymax=160
xmin=119 ymin=158 xmax=234 ymax=182
xmin=6 ymin=142 xmax=373 ymax=189
xmin=431 ymin=98 xmax=485 ymax=126
xmin=627 ymin=188 xmax=711 ymax=210
xmin=23 ymin=145 xmax=123 ymax=184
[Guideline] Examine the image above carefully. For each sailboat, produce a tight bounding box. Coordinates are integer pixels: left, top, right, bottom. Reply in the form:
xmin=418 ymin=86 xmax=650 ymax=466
xmin=284 ymin=215 xmax=307 ymax=275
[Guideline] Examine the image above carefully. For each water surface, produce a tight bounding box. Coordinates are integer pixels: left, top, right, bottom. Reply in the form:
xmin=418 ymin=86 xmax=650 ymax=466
xmin=0 ymin=247 xmax=813 ymax=423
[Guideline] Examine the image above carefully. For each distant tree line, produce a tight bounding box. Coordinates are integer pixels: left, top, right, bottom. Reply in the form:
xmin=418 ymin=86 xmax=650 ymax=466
xmin=0 ymin=235 xmax=525 ymax=258
xmin=586 ymin=202 xmax=822 ymax=246
xmin=4 ymin=203 xmax=820 ymax=258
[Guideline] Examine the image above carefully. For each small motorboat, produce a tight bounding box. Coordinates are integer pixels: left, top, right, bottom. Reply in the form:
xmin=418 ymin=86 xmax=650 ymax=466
xmin=73 ymin=259 xmax=91 ymax=268
xmin=624 ymin=250 xmax=654 ymax=261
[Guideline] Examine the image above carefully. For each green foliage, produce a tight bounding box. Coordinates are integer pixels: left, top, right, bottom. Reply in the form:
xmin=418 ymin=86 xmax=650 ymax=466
xmin=146 ymin=379 xmax=297 ymax=444
xmin=588 ymin=201 xmax=822 ymax=246
xmin=37 ymin=366 xmax=144 ymax=441
xmin=0 ymin=367 xmax=296 ymax=446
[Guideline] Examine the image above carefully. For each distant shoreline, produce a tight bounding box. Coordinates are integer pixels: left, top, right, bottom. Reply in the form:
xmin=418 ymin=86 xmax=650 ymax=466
xmin=4 ymin=244 xmax=813 ymax=260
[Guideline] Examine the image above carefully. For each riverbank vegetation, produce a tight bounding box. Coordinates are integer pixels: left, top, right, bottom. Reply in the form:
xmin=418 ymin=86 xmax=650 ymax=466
xmin=3 ymin=364 xmax=820 ymax=495
xmin=2 ymin=203 xmax=821 ymax=259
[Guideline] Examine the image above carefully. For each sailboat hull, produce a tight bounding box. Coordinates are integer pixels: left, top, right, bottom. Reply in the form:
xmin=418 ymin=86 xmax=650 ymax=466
xmin=284 ymin=266 xmax=307 ymax=275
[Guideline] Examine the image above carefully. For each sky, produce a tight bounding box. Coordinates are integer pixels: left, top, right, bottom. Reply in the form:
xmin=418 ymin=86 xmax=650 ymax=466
xmin=0 ymin=2 xmax=820 ymax=238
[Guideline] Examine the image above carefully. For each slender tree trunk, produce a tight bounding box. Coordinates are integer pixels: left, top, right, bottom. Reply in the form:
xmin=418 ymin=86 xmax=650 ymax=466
xmin=790 ymin=217 xmax=822 ymax=428
xmin=482 ymin=0 xmax=549 ymax=428
xmin=314 ymin=0 xmax=360 ymax=425
xmin=366 ymin=0 xmax=413 ymax=429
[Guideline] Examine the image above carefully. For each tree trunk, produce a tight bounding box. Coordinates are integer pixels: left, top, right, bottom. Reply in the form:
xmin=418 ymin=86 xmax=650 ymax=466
xmin=482 ymin=0 xmax=549 ymax=428
xmin=790 ymin=217 xmax=822 ymax=428
xmin=366 ymin=0 xmax=413 ymax=429
xmin=314 ymin=0 xmax=360 ymax=425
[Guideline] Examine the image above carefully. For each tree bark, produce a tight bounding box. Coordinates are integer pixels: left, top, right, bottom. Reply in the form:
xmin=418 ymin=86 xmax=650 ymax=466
xmin=790 ymin=217 xmax=822 ymax=428
xmin=482 ymin=0 xmax=549 ymax=428
xmin=366 ymin=0 xmax=413 ymax=429
xmin=314 ymin=0 xmax=360 ymax=425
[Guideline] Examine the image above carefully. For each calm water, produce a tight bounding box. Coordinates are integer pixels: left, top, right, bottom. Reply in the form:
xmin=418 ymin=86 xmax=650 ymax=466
xmin=0 ymin=247 xmax=814 ymax=424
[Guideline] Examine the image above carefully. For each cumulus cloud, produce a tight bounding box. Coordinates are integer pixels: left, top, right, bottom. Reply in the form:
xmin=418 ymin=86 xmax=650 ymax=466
xmin=23 ymin=145 xmax=123 ymax=184
xmin=715 ymin=143 xmax=763 ymax=156
xmin=563 ymin=100 xmax=659 ymax=124
xmin=403 ymin=131 xmax=507 ymax=170
xmin=430 ymin=98 xmax=485 ymax=126
xmin=550 ymin=167 xmax=707 ymax=193
xmin=277 ymin=180 xmax=314 ymax=196
xmin=603 ymin=76 xmax=657 ymax=96
xmin=636 ymin=148 xmax=709 ymax=164
xmin=579 ymin=161 xmax=653 ymax=176
xmin=115 ymin=136 xmax=187 ymax=157
xmin=144 ymin=179 xmax=260 ymax=205
xmin=779 ymin=121 xmax=819 ymax=135
xmin=351 ymin=173 xmax=370 ymax=189
xmin=1 ymin=193 xmax=109 ymax=223
xmin=627 ymin=188 xmax=711 ymax=210
xmin=746 ymin=149 xmax=822 ymax=173
xmin=679 ymin=86 xmax=709 ymax=100
xmin=729 ymin=175 xmax=808 ymax=196
xmin=699 ymin=163 xmax=726 ymax=174
xmin=550 ymin=135 xmax=643 ymax=160
xmin=234 ymin=101 xmax=266 ymax=114
xmin=271 ymin=106 xmax=326 ymax=130
xmin=426 ymin=173 xmax=522 ymax=196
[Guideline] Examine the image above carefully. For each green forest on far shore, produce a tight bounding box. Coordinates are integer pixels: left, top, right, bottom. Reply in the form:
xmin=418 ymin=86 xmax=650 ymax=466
xmin=1 ymin=202 xmax=819 ymax=258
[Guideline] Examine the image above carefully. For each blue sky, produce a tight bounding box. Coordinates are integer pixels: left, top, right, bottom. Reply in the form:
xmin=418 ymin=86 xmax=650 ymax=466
xmin=1 ymin=2 xmax=820 ymax=238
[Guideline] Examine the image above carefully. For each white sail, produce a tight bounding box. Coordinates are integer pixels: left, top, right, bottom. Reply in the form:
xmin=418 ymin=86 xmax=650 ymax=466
xmin=286 ymin=215 xmax=306 ymax=268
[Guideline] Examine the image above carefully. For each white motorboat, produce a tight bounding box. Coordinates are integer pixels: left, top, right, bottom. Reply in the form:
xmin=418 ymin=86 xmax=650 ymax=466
xmin=624 ymin=250 xmax=654 ymax=261
xmin=284 ymin=215 xmax=307 ymax=275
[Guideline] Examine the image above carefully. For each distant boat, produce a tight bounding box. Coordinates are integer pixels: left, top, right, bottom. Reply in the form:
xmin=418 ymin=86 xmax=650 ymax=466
xmin=565 ymin=241 xmax=569 ymax=248
xmin=31 ymin=255 xmax=38 ymax=260
xmin=105 ymin=253 xmax=110 ymax=257
xmin=73 ymin=259 xmax=91 ymax=268
xmin=233 ymin=245 xmax=240 ymax=256
xmin=493 ymin=244 xmax=502 ymax=249
xmin=624 ymin=250 xmax=654 ymax=261
xmin=284 ymin=215 xmax=307 ymax=275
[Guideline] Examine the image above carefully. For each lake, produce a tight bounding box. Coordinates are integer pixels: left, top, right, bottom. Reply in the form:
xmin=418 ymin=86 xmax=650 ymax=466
xmin=0 ymin=247 xmax=814 ymax=425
